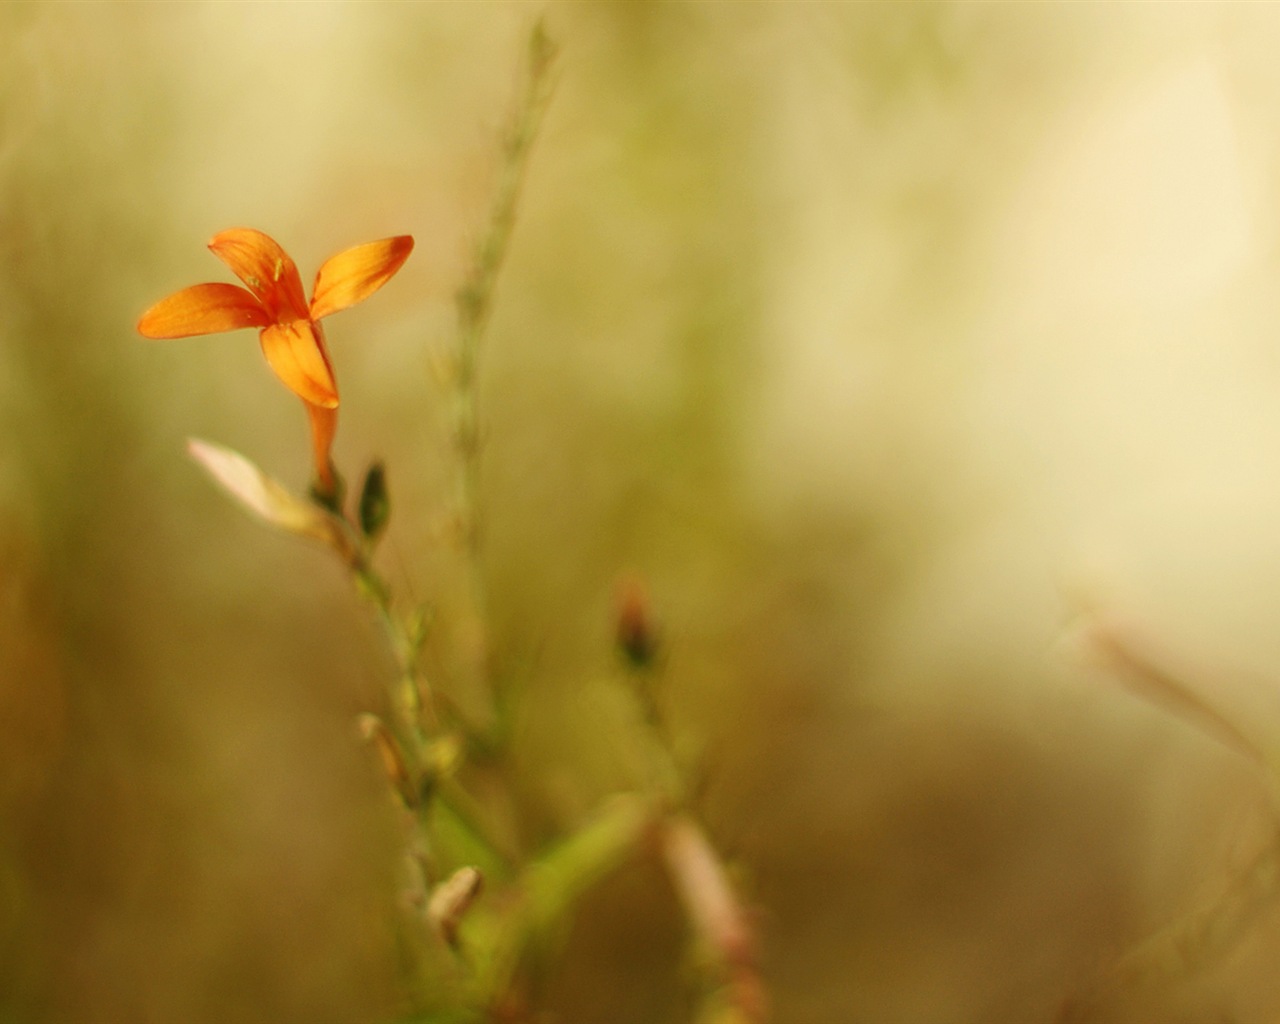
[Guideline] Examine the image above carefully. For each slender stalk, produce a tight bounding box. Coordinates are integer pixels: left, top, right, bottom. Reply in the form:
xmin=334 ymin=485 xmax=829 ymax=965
xmin=353 ymin=551 xmax=434 ymax=736
xmin=613 ymin=582 xmax=766 ymax=1019
xmin=347 ymin=528 xmax=515 ymax=875
xmin=663 ymin=814 xmax=767 ymax=1024
xmin=450 ymin=20 xmax=558 ymax=724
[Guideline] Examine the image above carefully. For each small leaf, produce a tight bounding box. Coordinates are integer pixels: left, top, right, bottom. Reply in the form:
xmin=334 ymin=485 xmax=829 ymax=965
xmin=359 ymin=460 xmax=391 ymax=540
xmin=187 ymin=438 xmax=354 ymax=559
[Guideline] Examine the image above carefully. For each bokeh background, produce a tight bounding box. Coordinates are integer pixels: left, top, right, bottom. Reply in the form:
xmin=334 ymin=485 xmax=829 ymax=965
xmin=7 ymin=3 xmax=1280 ymax=1022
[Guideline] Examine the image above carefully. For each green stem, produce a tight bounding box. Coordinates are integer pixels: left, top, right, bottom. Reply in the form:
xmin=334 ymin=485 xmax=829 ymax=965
xmin=354 ymin=555 xmax=432 ymax=731
xmin=450 ymin=19 xmax=559 ymax=727
xmin=475 ymin=794 xmax=654 ymax=1008
xmin=349 ymin=541 xmax=514 ymax=876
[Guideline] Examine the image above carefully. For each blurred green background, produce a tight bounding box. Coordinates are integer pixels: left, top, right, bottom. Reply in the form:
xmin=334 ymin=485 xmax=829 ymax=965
xmin=7 ymin=3 xmax=1280 ymax=1021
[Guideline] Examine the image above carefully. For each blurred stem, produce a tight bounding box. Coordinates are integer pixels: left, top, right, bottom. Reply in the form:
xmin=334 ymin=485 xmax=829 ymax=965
xmin=475 ymin=794 xmax=654 ymax=1010
xmin=625 ymin=660 xmax=689 ymax=806
xmin=349 ymin=535 xmax=514 ymax=876
xmin=354 ymin=550 xmax=436 ymax=736
xmin=450 ymin=20 xmax=558 ymax=732
xmin=347 ymin=23 xmax=559 ymax=1003
xmin=663 ymin=814 xmax=767 ymax=1024
xmin=615 ymin=614 xmax=765 ymax=1019
xmin=1060 ymin=828 xmax=1280 ymax=1023
xmin=1062 ymin=608 xmax=1280 ymax=1021
xmin=1083 ymin=612 xmax=1270 ymax=774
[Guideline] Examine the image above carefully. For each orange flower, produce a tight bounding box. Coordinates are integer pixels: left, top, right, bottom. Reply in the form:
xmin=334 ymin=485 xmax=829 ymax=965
xmin=138 ymin=228 xmax=414 ymax=498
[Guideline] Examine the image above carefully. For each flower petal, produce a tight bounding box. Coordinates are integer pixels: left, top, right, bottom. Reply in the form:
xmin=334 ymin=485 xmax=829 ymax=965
xmin=259 ymin=320 xmax=339 ymax=408
xmin=137 ymin=283 xmax=271 ymax=338
xmin=209 ymin=228 xmax=309 ymax=323
xmin=309 ymin=235 xmax=414 ymax=321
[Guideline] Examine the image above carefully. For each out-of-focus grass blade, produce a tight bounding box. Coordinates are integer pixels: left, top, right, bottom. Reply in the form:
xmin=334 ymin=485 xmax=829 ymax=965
xmin=1081 ymin=612 xmax=1271 ymax=772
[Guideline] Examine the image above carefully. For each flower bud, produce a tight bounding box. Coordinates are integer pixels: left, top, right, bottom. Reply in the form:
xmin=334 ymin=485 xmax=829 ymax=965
xmin=615 ymin=574 xmax=658 ymax=669
xmin=359 ymin=461 xmax=391 ymax=540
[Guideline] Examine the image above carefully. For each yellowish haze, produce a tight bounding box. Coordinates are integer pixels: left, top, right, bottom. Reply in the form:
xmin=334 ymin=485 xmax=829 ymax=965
xmin=5 ymin=3 xmax=1280 ymax=1022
